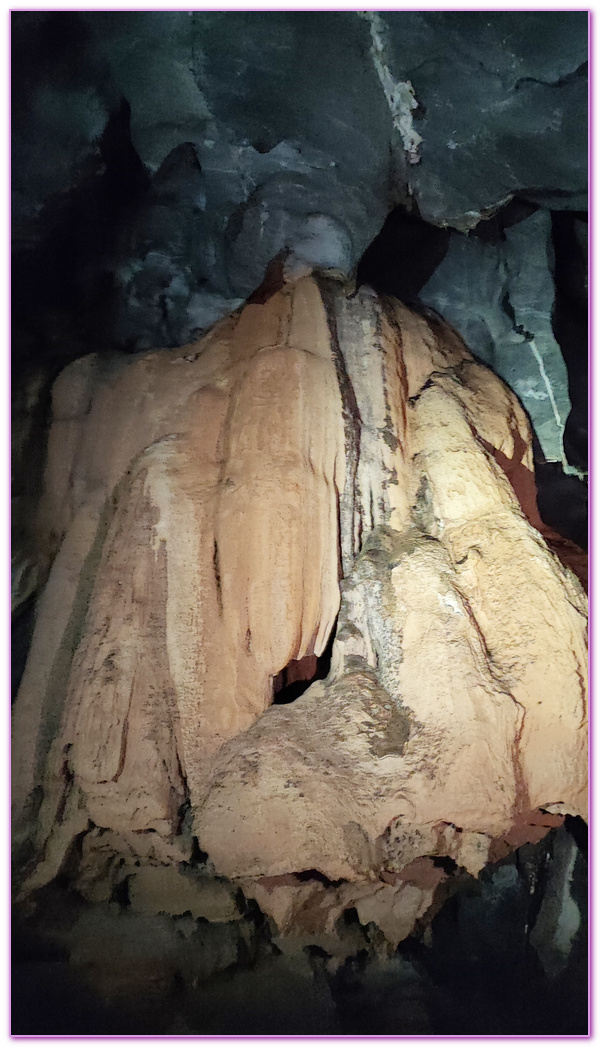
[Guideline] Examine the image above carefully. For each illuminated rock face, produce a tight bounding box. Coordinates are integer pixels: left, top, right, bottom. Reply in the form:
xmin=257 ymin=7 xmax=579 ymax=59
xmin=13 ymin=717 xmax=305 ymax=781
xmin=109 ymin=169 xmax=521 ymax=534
xmin=12 ymin=274 xmax=587 ymax=948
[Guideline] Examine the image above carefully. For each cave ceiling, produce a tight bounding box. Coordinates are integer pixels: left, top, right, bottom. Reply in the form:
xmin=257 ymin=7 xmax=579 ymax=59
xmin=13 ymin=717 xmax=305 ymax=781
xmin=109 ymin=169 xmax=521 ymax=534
xmin=12 ymin=11 xmax=588 ymax=233
xmin=11 ymin=11 xmax=587 ymax=472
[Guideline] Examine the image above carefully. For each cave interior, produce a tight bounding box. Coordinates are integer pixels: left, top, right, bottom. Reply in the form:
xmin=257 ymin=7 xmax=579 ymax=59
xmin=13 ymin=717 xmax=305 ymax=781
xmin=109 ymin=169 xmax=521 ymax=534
xmin=10 ymin=10 xmax=589 ymax=1037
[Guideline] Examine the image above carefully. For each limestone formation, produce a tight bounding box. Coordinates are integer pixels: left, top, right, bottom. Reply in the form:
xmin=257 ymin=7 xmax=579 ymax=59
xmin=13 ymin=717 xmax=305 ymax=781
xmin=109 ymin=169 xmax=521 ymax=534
xmin=12 ymin=272 xmax=587 ymax=953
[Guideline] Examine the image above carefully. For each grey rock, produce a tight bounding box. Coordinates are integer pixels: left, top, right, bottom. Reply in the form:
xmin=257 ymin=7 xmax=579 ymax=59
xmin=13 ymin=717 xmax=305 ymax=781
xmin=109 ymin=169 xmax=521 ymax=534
xmin=420 ymin=209 xmax=571 ymax=462
xmin=530 ymin=827 xmax=582 ymax=979
xmin=13 ymin=11 xmax=587 ymax=279
xmin=381 ymin=11 xmax=588 ymax=226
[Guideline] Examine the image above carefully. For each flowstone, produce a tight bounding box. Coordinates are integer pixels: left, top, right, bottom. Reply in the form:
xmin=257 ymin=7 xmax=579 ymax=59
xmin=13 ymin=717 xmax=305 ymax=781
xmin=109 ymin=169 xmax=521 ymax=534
xmin=12 ymin=272 xmax=587 ymax=960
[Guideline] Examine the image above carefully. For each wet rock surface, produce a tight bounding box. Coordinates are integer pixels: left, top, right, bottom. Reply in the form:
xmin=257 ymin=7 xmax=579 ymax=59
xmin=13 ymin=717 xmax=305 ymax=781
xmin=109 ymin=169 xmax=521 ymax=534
xmin=13 ymin=12 xmax=587 ymax=239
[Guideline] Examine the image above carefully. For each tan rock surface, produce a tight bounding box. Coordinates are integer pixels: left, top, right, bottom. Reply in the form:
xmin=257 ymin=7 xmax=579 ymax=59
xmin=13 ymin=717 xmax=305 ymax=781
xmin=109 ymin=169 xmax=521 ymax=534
xmin=12 ymin=272 xmax=587 ymax=949
xmin=14 ymin=275 xmax=344 ymax=891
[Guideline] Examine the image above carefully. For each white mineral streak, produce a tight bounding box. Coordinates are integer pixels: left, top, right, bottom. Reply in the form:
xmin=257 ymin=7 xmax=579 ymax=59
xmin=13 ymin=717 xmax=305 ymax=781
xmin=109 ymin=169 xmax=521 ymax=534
xmin=527 ymin=337 xmax=565 ymax=432
xmin=358 ymin=12 xmax=423 ymax=164
xmin=527 ymin=335 xmax=577 ymax=475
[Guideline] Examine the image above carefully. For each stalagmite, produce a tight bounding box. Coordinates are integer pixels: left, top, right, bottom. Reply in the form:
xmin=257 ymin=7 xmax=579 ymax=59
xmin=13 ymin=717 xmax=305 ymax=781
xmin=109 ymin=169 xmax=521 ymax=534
xmin=12 ymin=271 xmax=587 ymax=950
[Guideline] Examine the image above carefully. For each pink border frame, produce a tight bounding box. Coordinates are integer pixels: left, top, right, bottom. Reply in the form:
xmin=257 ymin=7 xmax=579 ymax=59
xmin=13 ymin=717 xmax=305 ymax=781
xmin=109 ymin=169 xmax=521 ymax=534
xmin=8 ymin=6 xmax=592 ymax=1041
xmin=587 ymin=8 xmax=593 ymax=1040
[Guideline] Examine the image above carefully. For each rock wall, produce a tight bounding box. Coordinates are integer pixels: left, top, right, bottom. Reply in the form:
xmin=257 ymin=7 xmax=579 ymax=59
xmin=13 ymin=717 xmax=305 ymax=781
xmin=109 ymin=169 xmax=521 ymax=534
xmin=420 ymin=210 xmax=573 ymax=465
xmin=12 ymin=273 xmax=587 ymax=952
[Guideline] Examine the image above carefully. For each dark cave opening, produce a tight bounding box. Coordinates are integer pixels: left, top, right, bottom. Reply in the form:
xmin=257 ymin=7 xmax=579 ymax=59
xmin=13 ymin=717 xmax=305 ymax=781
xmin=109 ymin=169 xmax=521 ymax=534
xmin=272 ymin=627 xmax=336 ymax=704
xmin=565 ymin=813 xmax=588 ymax=859
xmin=12 ymin=93 xmax=151 ymax=379
xmin=11 ymin=596 xmax=37 ymax=702
xmin=354 ymin=203 xmax=451 ymax=304
xmin=534 ymin=458 xmax=588 ymax=550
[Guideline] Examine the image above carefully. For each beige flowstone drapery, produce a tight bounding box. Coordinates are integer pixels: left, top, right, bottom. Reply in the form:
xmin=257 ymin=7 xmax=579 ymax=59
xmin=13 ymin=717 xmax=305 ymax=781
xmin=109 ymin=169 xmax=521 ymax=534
xmin=12 ymin=271 xmax=587 ymax=948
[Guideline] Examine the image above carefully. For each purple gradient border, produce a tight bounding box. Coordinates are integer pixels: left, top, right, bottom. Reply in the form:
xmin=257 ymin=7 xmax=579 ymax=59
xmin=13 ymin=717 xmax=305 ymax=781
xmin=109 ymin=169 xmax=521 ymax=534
xmin=588 ymin=8 xmax=593 ymax=1042
xmin=5 ymin=6 xmax=594 ymax=12
xmin=8 ymin=8 xmax=11 ymax=1045
xmin=8 ymin=6 xmax=592 ymax=1042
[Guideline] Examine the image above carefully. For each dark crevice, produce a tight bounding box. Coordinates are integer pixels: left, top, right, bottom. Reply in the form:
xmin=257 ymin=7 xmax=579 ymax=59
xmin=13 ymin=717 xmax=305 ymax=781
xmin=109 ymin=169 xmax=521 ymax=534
xmin=499 ymin=289 xmax=516 ymax=332
xmin=470 ymin=196 xmax=539 ymax=242
xmin=519 ymin=185 xmax=588 ymax=202
xmin=12 ymin=94 xmax=151 ymax=378
xmin=564 ymin=814 xmax=588 ymax=860
xmin=353 ymin=204 xmax=450 ymax=304
xmin=514 ymin=60 xmax=588 ymax=91
xmin=11 ymin=594 xmax=38 ymax=702
xmin=246 ymin=249 xmax=288 ymax=304
xmin=550 ymin=210 xmax=588 ymax=473
xmin=213 ymin=538 xmax=223 ymax=613
xmin=295 ymin=869 xmax=345 ymax=888
xmin=317 ymin=274 xmax=363 ymax=572
xmin=272 ymin=624 xmax=336 ymax=705
xmin=534 ymin=460 xmax=588 ymax=549
xmin=500 ymin=288 xmax=533 ymax=342
xmin=109 ymin=873 xmax=131 ymax=911
xmin=54 ymin=746 xmax=74 ymax=825
xmin=188 ymin=838 xmax=210 ymax=866
xmin=431 ymin=856 xmax=458 ymax=874
xmin=176 ymin=797 xmax=193 ymax=837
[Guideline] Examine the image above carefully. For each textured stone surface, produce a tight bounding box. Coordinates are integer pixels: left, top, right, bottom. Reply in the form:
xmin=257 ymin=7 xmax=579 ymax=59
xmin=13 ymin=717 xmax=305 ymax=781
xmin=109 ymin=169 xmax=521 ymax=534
xmin=12 ymin=11 xmax=587 ymax=349
xmin=12 ymin=275 xmax=587 ymax=952
xmin=420 ymin=210 xmax=572 ymax=463
xmin=530 ymin=826 xmax=582 ymax=979
xmin=13 ymin=275 xmax=344 ymax=882
xmin=13 ymin=12 xmax=587 ymax=230
xmin=384 ymin=11 xmax=587 ymax=226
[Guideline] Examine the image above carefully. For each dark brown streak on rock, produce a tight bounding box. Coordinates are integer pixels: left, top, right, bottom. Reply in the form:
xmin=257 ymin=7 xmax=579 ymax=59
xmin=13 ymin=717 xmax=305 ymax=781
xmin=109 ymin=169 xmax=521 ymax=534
xmin=488 ymin=809 xmax=564 ymax=864
xmin=510 ymin=694 xmax=530 ymax=819
xmin=31 ymin=481 xmax=122 ymax=798
xmin=381 ymin=298 xmax=409 ymax=442
xmin=469 ymin=421 xmax=588 ymax=589
xmin=316 ymin=276 xmax=363 ymax=575
xmin=55 ymin=744 xmax=75 ymax=823
xmin=575 ymin=660 xmax=588 ymax=729
xmin=213 ymin=538 xmax=223 ymax=615
xmin=247 ymin=250 xmax=289 ymax=305
xmin=110 ymin=685 xmax=131 ymax=784
xmin=408 ymin=375 xmax=438 ymax=406
xmin=471 ymin=421 xmax=545 ymax=531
